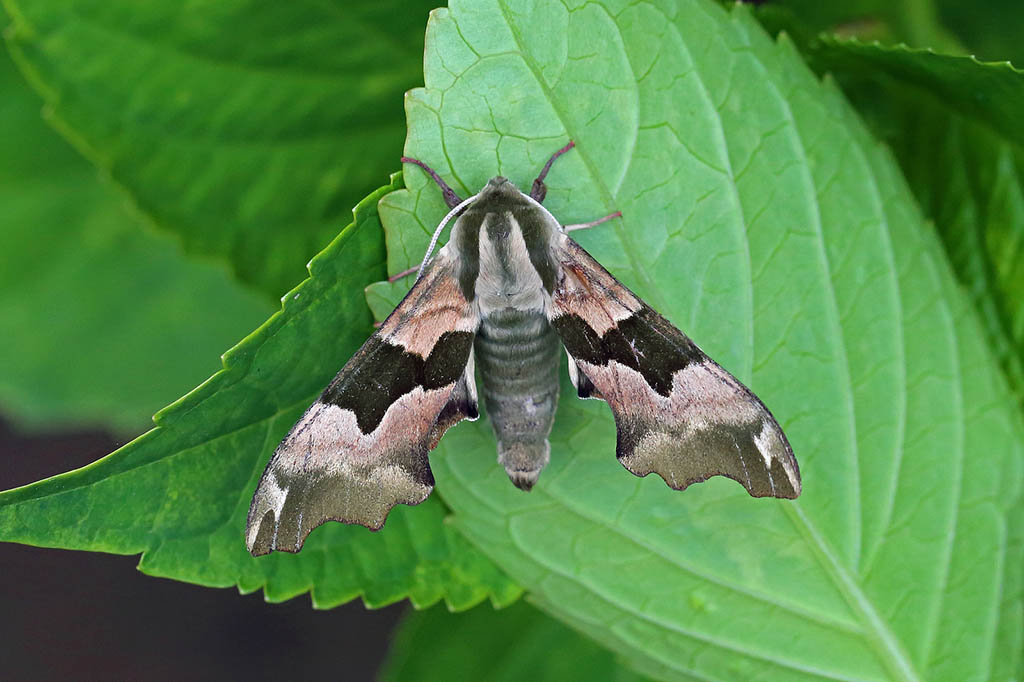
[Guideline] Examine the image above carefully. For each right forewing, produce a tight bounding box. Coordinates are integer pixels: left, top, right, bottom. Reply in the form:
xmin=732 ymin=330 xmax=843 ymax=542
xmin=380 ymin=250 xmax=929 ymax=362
xmin=548 ymin=236 xmax=800 ymax=500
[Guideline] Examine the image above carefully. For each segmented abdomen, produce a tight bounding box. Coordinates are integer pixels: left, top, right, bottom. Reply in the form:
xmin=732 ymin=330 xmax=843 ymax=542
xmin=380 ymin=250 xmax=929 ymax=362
xmin=475 ymin=307 xmax=561 ymax=489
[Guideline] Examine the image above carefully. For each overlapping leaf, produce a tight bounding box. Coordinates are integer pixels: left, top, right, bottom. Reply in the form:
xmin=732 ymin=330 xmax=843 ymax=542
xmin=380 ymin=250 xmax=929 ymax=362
xmin=752 ymin=0 xmax=961 ymax=52
xmin=374 ymin=1 xmax=1024 ymax=679
xmin=810 ymin=40 xmax=1024 ymax=149
xmin=933 ymin=0 xmax=1024 ymax=64
xmin=0 ymin=39 xmax=271 ymax=433
xmin=0 ymin=175 xmax=520 ymax=611
xmin=1 ymin=0 xmax=438 ymax=297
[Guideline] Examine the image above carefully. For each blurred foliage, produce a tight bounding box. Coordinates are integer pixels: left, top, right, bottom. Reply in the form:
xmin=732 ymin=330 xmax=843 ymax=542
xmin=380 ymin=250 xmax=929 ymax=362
xmin=0 ymin=36 xmax=271 ymax=433
xmin=1 ymin=1 xmax=1024 ymax=681
xmin=935 ymin=0 xmax=1024 ymax=65
xmin=756 ymin=0 xmax=961 ymax=52
xmin=2 ymin=0 xmax=439 ymax=297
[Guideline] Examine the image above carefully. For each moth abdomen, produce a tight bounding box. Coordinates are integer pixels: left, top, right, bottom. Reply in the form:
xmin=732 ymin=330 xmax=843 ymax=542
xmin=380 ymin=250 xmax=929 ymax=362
xmin=476 ymin=308 xmax=561 ymax=489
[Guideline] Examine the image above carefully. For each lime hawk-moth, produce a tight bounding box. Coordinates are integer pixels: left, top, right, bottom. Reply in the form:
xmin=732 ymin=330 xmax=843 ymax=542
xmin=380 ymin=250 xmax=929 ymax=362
xmin=246 ymin=142 xmax=801 ymax=556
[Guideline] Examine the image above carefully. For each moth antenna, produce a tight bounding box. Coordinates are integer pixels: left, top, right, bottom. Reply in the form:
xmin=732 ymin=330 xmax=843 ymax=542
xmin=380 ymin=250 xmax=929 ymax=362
xmin=564 ymin=211 xmax=622 ymax=232
xmin=402 ymin=157 xmax=463 ymax=209
xmin=388 ymin=265 xmax=418 ymax=283
xmin=417 ymin=193 xmax=480 ymax=280
xmin=531 ymin=140 xmax=575 ymax=202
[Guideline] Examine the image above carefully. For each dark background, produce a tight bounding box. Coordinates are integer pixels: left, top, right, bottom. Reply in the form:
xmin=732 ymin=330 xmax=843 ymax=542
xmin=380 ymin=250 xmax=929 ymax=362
xmin=0 ymin=419 xmax=403 ymax=681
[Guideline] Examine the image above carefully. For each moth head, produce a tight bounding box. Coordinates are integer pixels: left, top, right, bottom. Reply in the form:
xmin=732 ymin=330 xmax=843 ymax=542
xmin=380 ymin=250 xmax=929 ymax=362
xmin=484 ymin=176 xmax=514 ymax=191
xmin=443 ymin=176 xmax=563 ymax=298
xmin=472 ymin=176 xmax=538 ymax=209
xmin=458 ymin=177 xmax=562 ymax=235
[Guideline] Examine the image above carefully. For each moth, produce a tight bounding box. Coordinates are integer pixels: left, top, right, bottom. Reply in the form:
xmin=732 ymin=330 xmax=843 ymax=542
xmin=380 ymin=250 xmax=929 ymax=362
xmin=246 ymin=142 xmax=801 ymax=556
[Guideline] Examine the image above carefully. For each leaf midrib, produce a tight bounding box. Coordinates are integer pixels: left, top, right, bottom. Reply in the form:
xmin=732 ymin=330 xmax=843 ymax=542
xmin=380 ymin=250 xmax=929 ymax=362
xmin=546 ymin=480 xmax=864 ymax=633
xmin=494 ymin=0 xmax=666 ymax=315
xmin=679 ymin=9 xmax=924 ymax=681
xmin=479 ymin=2 xmax=929 ymax=680
xmin=448 ymin=462 xmax=872 ymax=682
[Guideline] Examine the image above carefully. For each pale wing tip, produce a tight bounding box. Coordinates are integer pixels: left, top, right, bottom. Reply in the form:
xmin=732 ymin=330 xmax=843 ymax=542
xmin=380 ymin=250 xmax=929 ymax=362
xmin=629 ymin=465 xmax=801 ymax=500
xmin=617 ymin=418 xmax=802 ymax=500
xmin=750 ymin=435 xmax=801 ymax=500
xmin=245 ymin=472 xmax=291 ymax=556
xmin=246 ymin=504 xmax=389 ymax=557
xmin=245 ymin=466 xmax=434 ymax=556
xmin=246 ymin=511 xmax=284 ymax=557
xmin=778 ymin=458 xmax=802 ymax=499
xmin=766 ymin=424 xmax=802 ymax=499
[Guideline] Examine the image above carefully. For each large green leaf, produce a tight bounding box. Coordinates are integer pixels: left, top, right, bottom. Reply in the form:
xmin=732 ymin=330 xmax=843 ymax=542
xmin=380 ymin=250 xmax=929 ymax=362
xmin=0 ymin=38 xmax=271 ymax=432
xmin=828 ymin=46 xmax=1024 ymax=415
xmin=749 ymin=32 xmax=1024 ymax=411
xmin=0 ymin=175 xmax=519 ymax=611
xmin=375 ymin=1 xmax=1024 ymax=680
xmin=380 ymin=600 xmax=651 ymax=682
xmin=1 ymin=0 xmax=437 ymax=297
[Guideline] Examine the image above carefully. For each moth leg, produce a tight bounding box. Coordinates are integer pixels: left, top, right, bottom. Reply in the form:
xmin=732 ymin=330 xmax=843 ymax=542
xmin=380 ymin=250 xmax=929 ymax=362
xmin=564 ymin=211 xmax=622 ymax=232
xmin=530 ymin=140 xmax=576 ymax=202
xmin=401 ymin=156 xmax=463 ymax=208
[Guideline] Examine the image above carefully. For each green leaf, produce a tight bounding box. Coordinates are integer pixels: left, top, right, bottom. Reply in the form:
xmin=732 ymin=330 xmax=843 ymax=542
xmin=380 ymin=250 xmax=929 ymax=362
xmin=0 ymin=39 xmax=272 ymax=432
xmin=809 ymin=40 xmax=1024 ymax=150
xmin=829 ymin=45 xmax=1024 ymax=414
xmin=1 ymin=0 xmax=437 ymax=297
xmin=375 ymin=1 xmax=1024 ymax=680
xmin=885 ymin=107 xmax=1024 ymax=410
xmin=380 ymin=600 xmax=653 ymax=682
xmin=0 ymin=175 xmax=520 ymax=611
xmin=753 ymin=33 xmax=1024 ymax=412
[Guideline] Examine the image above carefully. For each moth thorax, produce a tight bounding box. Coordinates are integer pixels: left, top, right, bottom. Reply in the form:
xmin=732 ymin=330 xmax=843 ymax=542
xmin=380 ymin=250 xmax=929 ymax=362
xmin=475 ymin=210 xmax=549 ymax=316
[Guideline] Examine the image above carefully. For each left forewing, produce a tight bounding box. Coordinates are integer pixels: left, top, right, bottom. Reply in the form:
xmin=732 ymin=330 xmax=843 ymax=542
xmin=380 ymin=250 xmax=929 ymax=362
xmin=247 ymin=253 xmax=479 ymax=555
xmin=548 ymin=236 xmax=800 ymax=499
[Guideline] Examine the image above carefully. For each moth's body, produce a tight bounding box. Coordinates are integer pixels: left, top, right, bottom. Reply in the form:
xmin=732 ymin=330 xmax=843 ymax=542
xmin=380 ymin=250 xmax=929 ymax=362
xmin=246 ymin=144 xmax=802 ymax=556
xmin=459 ymin=178 xmax=563 ymax=489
